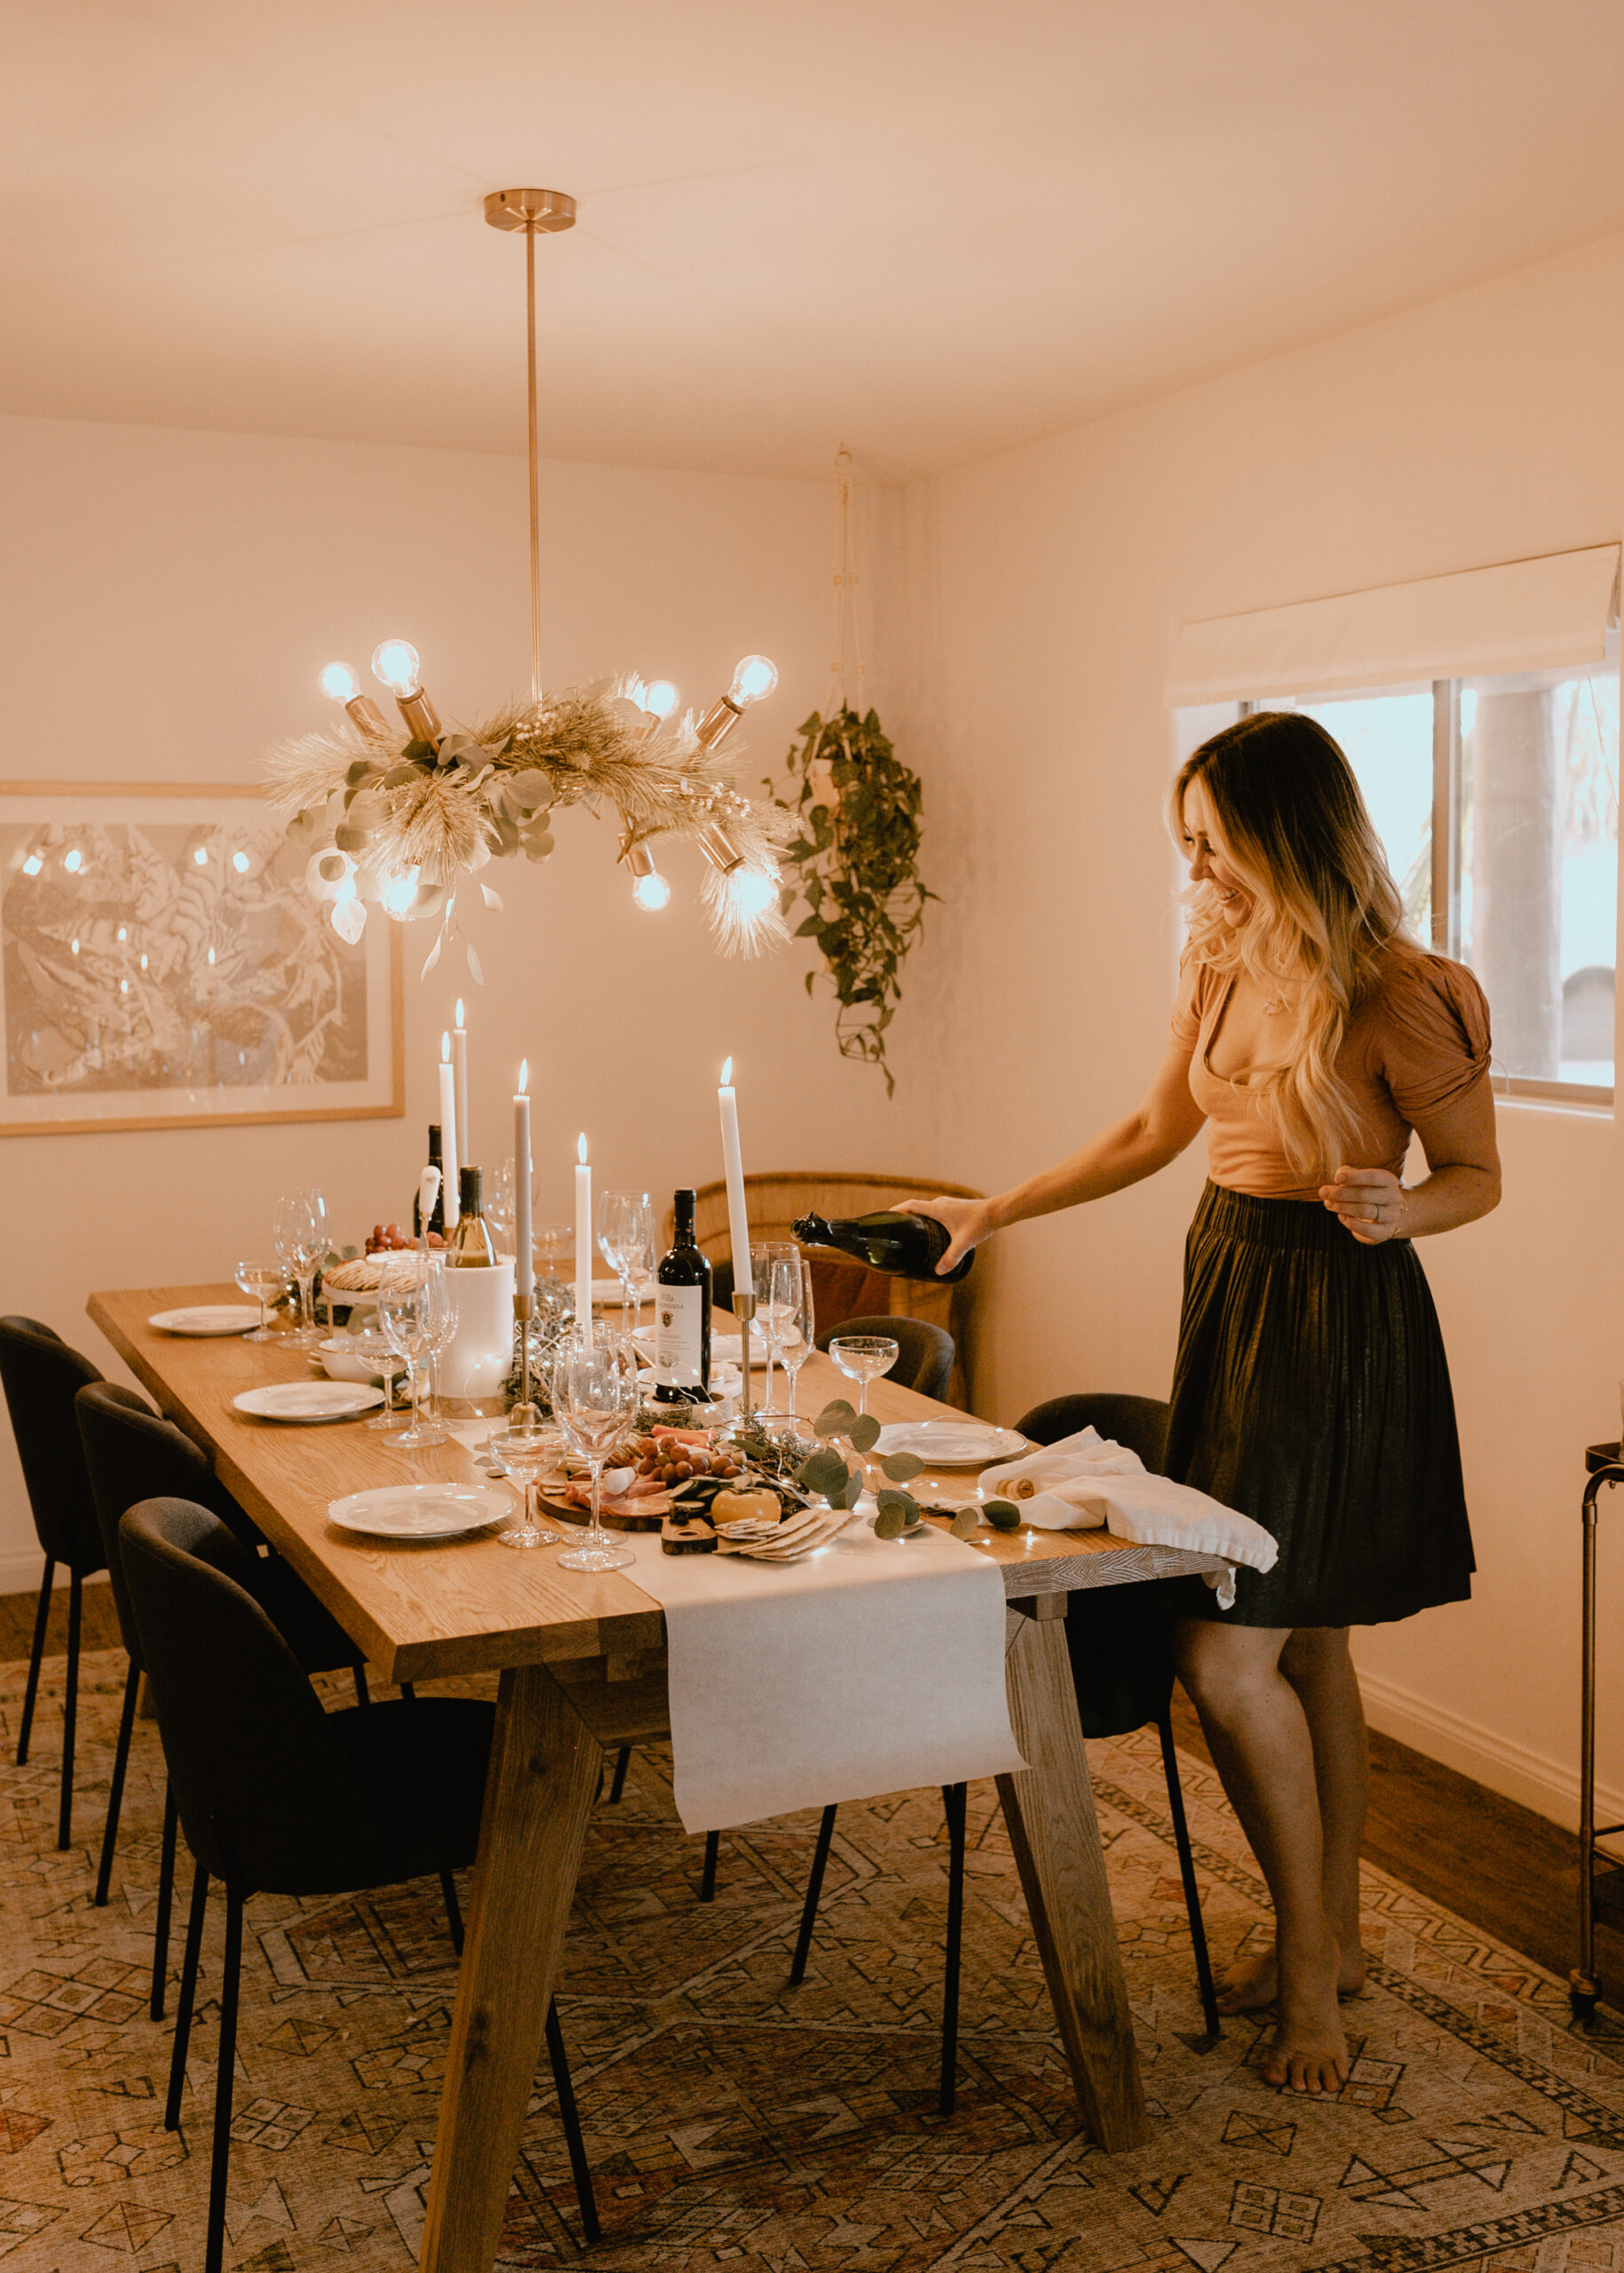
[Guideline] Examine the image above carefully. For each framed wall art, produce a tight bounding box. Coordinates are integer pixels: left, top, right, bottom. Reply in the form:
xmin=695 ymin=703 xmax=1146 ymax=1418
xmin=0 ymin=783 xmax=403 ymax=1136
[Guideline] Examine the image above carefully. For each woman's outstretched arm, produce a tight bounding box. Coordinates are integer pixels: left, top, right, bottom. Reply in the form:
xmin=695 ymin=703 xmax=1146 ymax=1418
xmin=907 ymin=1038 xmax=1206 ymax=1272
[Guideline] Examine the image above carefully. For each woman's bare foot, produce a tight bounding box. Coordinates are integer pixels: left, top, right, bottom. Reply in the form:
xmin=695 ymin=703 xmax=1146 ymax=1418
xmin=1217 ymin=1937 xmax=1367 ymax=2015
xmin=1260 ymin=1940 xmax=1351 ymax=2094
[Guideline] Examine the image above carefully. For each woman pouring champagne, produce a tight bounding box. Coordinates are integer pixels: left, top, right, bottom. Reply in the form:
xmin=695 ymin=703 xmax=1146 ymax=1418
xmin=912 ymin=711 xmax=1499 ymax=2095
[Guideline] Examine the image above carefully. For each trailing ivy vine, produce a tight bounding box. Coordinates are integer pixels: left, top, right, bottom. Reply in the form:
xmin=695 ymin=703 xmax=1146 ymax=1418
xmin=772 ymin=707 xmax=933 ymax=1096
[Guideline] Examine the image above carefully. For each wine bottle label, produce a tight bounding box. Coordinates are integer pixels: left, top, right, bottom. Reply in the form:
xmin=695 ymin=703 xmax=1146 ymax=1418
xmin=654 ymin=1285 xmax=705 ymax=1387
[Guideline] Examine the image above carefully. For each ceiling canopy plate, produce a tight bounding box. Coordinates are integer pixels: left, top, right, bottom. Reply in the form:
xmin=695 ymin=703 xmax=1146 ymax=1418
xmin=483 ymin=188 xmax=576 ymax=233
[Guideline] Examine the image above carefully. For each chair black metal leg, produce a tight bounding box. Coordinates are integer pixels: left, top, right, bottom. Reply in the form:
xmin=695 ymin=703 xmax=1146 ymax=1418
xmin=151 ymin=1782 xmax=178 ymax=2022
xmin=352 ymin=1664 xmax=370 ymax=1707
xmin=544 ymin=1999 xmax=600 ymax=2245
xmin=16 ymin=1560 xmax=52 ymax=1767
xmin=399 ymin=1680 xmax=416 ymax=1701
xmin=940 ymin=1783 xmax=967 ymax=2115
xmin=1158 ymin=1705 xmax=1220 ymax=2038
xmin=204 ymin=1888 xmax=243 ymax=2273
xmin=165 ymin=1860 xmax=209 ymax=2131
xmin=94 ymin=1661 xmax=140 ymax=1905
xmin=700 ymin=1830 xmax=719 ymax=1902
xmin=440 ymin=1870 xmax=463 ymax=1955
xmin=789 ymin=1805 xmax=838 ymax=1985
xmin=57 ymin=1572 xmax=81 ymax=1851
xmin=608 ymin=1745 xmax=631 ymax=1803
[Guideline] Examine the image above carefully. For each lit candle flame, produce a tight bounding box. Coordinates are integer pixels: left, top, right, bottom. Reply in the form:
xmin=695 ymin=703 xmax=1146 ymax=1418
xmin=456 ymin=998 xmax=464 ymax=1029
xmin=577 ymin=1131 xmax=588 ymax=1165
xmin=720 ymin=1057 xmax=733 ymax=1086
xmin=441 ymin=1032 xmax=450 ymax=1061
xmin=519 ymin=1059 xmax=528 ymax=1096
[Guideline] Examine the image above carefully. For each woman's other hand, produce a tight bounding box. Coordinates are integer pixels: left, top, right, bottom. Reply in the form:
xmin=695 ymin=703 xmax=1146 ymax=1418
xmin=1319 ymin=1167 xmax=1406 ymax=1244
xmin=902 ymin=1196 xmax=994 ymax=1274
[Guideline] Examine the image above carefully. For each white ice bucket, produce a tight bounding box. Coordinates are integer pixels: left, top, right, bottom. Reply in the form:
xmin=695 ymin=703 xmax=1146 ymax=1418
xmin=439 ymin=1255 xmax=516 ymax=1402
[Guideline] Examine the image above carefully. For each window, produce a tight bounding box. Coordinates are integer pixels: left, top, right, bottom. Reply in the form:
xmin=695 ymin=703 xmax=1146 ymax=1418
xmin=1251 ymin=663 xmax=1619 ymax=1101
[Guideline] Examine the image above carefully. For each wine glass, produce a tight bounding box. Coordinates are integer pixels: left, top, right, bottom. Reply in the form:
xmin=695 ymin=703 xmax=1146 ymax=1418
xmin=485 ymin=1159 xmax=516 ymax=1257
xmin=355 ymin=1319 xmax=411 ymax=1431
xmin=274 ymin=1190 xmax=326 ymax=1349
xmin=598 ymin=1190 xmax=654 ymax=1334
xmin=622 ymin=1197 xmax=657 ymax=1333
xmin=488 ymin=1417 xmax=560 ymax=1549
xmin=551 ymin=1324 xmax=639 ymax=1573
xmin=533 ymin=1223 xmax=572 ymax=1282
xmin=418 ymin=1256 xmax=457 ymax=1417
xmin=774 ymin=1253 xmax=816 ymax=1441
xmin=828 ymin=1334 xmax=899 ymax=1417
xmin=234 ymin=1259 xmax=289 ymax=1343
xmin=376 ymin=1257 xmax=448 ymax=1450
xmin=751 ymin=1240 xmax=799 ymax=1416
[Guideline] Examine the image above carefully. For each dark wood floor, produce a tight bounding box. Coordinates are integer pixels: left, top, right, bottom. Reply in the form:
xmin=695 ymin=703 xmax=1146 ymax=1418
xmin=1 ymin=1586 xmax=1609 ymax=2006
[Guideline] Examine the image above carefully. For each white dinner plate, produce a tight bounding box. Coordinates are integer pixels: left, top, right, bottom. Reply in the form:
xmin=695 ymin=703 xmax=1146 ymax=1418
xmin=232 ymin=1382 xmax=384 ymax=1423
xmin=148 ymin=1305 xmax=261 ymax=1336
xmin=871 ymin=1420 xmax=1029 ymax=1469
xmin=328 ymin=1485 xmax=511 ymax=1541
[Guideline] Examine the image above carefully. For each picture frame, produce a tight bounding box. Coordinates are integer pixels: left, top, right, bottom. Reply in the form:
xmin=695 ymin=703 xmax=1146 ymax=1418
xmin=0 ymin=782 xmax=404 ymax=1136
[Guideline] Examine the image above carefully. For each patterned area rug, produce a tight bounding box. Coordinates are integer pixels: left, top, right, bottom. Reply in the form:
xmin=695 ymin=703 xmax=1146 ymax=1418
xmin=0 ymin=1648 xmax=1621 ymax=2272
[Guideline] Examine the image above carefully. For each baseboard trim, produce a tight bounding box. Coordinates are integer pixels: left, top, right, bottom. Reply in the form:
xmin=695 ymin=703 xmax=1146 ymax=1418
xmin=0 ymin=1553 xmax=107 ymax=1600
xmin=1358 ymin=1667 xmax=1615 ymax=1838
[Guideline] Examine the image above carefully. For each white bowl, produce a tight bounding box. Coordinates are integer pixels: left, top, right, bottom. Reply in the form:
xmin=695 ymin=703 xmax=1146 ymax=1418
xmin=316 ymin=1336 xmax=402 ymax=1386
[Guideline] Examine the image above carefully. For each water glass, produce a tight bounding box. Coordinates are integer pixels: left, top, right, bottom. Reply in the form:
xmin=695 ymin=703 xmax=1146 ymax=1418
xmin=828 ymin=1334 xmax=899 ymax=1416
xmin=234 ymin=1258 xmax=289 ymax=1342
xmin=377 ymin=1257 xmax=448 ymax=1450
xmin=551 ymin=1323 xmax=638 ymax=1573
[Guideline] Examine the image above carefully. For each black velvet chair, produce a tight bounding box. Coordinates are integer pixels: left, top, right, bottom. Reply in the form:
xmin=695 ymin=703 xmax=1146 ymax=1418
xmin=119 ymin=1497 xmax=598 ymax=2273
xmin=0 ymin=1317 xmax=107 ymax=1851
xmin=814 ymin=1313 xmax=955 ymax=1403
xmin=1015 ymin=1390 xmax=1219 ymax=2037
xmin=75 ymin=1382 xmax=376 ymax=2019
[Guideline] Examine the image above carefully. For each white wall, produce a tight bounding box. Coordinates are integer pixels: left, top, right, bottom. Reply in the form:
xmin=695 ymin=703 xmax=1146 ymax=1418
xmin=0 ymin=413 xmax=931 ymax=1588
xmin=883 ymin=231 xmax=1624 ymax=1829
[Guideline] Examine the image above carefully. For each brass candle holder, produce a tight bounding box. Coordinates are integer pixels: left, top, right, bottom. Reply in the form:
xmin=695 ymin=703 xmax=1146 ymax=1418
xmin=732 ymin=1287 xmax=758 ymax=1433
xmin=511 ymin=1286 xmax=538 ymax=1429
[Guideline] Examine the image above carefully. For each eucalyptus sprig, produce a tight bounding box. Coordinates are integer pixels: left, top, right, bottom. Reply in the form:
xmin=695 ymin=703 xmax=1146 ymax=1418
xmin=798 ymin=1398 xmax=929 ymax=1538
xmin=772 ymin=708 xmax=933 ymax=1096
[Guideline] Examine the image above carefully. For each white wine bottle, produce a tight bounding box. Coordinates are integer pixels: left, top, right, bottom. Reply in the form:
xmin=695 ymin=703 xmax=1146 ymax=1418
xmin=448 ymin=1167 xmax=496 ymax=1266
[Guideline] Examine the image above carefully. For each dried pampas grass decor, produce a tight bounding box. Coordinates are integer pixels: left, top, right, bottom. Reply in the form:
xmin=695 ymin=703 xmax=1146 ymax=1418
xmin=265 ymin=676 xmax=793 ymax=981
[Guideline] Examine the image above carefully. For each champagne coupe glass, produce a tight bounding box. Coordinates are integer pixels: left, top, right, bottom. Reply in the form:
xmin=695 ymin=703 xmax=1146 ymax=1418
xmin=828 ymin=1334 xmax=899 ymax=1418
xmin=377 ymin=1258 xmax=447 ymax=1450
xmin=751 ymin=1240 xmax=799 ymax=1417
xmin=551 ymin=1323 xmax=638 ymax=1573
xmin=356 ymin=1317 xmax=410 ymax=1431
xmin=234 ymin=1259 xmax=289 ymax=1343
xmin=775 ymin=1254 xmax=816 ymax=1441
xmin=488 ymin=1417 xmax=560 ymax=1549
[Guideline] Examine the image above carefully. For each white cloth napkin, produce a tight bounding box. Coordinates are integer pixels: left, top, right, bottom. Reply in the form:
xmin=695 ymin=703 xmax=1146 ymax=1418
xmin=979 ymin=1427 xmax=1278 ymax=1611
xmin=622 ymin=1517 xmax=1026 ymax=1834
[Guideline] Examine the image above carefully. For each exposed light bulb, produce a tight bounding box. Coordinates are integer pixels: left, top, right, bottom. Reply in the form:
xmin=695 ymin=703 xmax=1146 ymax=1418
xmin=727 ymin=867 xmax=778 ymax=921
xmin=631 ymin=867 xmax=671 ymax=912
xmin=232 ymin=851 xmax=250 ymax=874
xmin=21 ymin=855 xmax=42 ymax=875
xmin=321 ymin=661 xmax=361 ymax=702
xmin=371 ymin=638 xmax=422 ymax=696
xmin=63 ymin=848 xmax=82 ymax=873
xmin=644 ymin=678 xmax=679 ymax=719
xmin=729 ymin=654 xmax=778 ymax=707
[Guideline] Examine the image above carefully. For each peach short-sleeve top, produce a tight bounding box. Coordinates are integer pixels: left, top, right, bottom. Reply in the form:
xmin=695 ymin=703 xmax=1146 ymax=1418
xmin=1170 ymin=939 xmax=1493 ymax=1201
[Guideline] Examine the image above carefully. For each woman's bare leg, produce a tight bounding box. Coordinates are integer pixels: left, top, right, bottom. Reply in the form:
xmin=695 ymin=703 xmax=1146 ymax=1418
xmin=1173 ymin=1617 xmax=1350 ymax=2094
xmin=1280 ymin=1626 xmax=1367 ymax=1989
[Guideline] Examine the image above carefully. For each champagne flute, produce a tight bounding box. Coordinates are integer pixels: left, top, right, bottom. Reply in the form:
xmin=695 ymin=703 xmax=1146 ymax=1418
xmin=234 ymin=1258 xmax=289 ymax=1343
xmin=828 ymin=1334 xmax=899 ymax=1417
xmin=551 ymin=1323 xmax=638 ymax=1573
xmin=377 ymin=1257 xmax=447 ymax=1450
xmin=751 ymin=1240 xmax=799 ymax=1417
xmin=775 ymin=1253 xmax=816 ymax=1441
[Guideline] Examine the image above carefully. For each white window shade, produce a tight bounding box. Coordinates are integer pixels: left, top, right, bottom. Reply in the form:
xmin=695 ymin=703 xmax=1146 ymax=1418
xmin=1166 ymin=544 xmax=1620 ymax=707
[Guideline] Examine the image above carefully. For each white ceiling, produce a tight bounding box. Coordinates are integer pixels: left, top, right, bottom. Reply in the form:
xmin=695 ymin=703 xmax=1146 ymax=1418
xmin=5 ymin=0 xmax=1623 ymax=479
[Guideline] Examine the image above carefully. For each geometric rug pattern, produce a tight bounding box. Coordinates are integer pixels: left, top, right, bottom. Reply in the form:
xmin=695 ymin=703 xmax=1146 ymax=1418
xmin=0 ymin=1646 xmax=1621 ymax=2269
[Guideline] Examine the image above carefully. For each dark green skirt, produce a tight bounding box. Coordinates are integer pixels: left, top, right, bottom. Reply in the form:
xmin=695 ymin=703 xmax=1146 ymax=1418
xmin=1165 ymin=1182 xmax=1475 ymax=1629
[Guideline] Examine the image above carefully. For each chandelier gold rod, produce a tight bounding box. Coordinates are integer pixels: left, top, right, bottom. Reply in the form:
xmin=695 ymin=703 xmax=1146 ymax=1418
xmin=525 ymin=217 xmax=542 ymax=709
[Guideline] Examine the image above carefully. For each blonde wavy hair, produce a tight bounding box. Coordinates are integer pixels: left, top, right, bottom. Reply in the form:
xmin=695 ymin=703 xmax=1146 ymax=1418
xmin=1172 ymin=711 xmax=1406 ymax=1177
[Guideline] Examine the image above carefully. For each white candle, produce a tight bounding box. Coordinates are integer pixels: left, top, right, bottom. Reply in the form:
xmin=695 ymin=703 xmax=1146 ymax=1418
xmin=514 ymin=1065 xmax=533 ymax=1299
xmin=717 ymin=1057 xmax=751 ymax=1296
xmin=452 ymin=1001 xmax=470 ymax=1170
xmin=439 ymin=1037 xmax=460 ymax=1230
xmin=574 ymin=1133 xmax=592 ymax=1332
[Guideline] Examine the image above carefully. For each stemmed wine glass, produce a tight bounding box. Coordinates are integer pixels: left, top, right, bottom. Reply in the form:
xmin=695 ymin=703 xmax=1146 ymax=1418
xmin=828 ymin=1334 xmax=899 ymax=1417
xmin=419 ymin=1259 xmax=457 ymax=1418
xmin=622 ymin=1197 xmax=657 ymax=1327
xmin=376 ymin=1257 xmax=450 ymax=1450
xmin=597 ymin=1190 xmax=652 ymax=1335
xmin=751 ymin=1240 xmax=800 ymax=1416
xmin=234 ymin=1258 xmax=289 ymax=1343
xmin=551 ymin=1323 xmax=639 ymax=1573
xmin=774 ymin=1253 xmax=816 ymax=1440
xmin=274 ymin=1190 xmax=328 ymax=1349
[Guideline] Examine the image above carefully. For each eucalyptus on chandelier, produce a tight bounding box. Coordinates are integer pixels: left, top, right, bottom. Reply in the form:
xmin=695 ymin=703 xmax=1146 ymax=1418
xmin=265 ymin=643 xmax=793 ymax=978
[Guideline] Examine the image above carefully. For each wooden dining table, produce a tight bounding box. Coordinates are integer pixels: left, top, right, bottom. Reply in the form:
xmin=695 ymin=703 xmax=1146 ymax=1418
xmin=88 ymin=1282 xmax=1231 ymax=2273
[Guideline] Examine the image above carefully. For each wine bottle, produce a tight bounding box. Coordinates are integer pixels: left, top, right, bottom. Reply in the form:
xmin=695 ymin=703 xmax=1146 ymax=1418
xmin=448 ymin=1167 xmax=496 ymax=1266
xmin=791 ymin=1208 xmax=972 ymax=1284
xmin=413 ymin=1124 xmax=446 ymax=1239
xmin=653 ymin=1188 xmax=712 ymax=1403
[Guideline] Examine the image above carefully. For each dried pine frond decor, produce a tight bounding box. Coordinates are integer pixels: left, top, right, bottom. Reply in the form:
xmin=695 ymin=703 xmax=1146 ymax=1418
xmin=265 ymin=677 xmax=793 ymax=979
xmin=772 ymin=707 xmax=933 ymax=1096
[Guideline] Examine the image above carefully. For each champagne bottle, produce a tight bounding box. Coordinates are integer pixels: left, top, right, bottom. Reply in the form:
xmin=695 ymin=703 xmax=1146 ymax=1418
xmin=791 ymin=1208 xmax=972 ymax=1284
xmin=413 ymin=1124 xmax=446 ymax=1239
xmin=448 ymin=1167 xmax=496 ymax=1266
xmin=653 ymin=1188 xmax=712 ymax=1403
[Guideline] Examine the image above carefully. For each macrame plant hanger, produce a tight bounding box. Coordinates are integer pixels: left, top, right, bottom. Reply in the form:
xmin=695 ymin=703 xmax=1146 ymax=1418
xmin=825 ymin=447 xmax=867 ymax=719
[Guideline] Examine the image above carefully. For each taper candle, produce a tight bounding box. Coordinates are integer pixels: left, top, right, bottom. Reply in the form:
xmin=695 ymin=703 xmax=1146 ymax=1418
xmin=574 ymin=1134 xmax=592 ymax=1331
xmin=717 ymin=1057 xmax=751 ymax=1290
xmin=453 ymin=1000 xmax=469 ymax=1169
xmin=438 ymin=1035 xmax=460 ymax=1230
xmin=514 ymin=1065 xmax=533 ymax=1296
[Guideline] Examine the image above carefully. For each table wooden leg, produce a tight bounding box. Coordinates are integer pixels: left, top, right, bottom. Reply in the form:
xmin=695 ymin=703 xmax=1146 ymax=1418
xmin=419 ymin=1662 xmax=603 ymax=2273
xmin=995 ymin=1604 xmax=1151 ymax=2152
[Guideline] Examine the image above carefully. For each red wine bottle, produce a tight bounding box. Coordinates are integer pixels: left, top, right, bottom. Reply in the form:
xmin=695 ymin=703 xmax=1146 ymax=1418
xmin=653 ymin=1189 xmax=712 ymax=1402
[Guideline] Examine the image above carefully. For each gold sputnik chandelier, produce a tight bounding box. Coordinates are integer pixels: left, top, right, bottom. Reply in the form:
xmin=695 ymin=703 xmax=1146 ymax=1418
xmin=265 ymin=188 xmax=789 ymax=976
